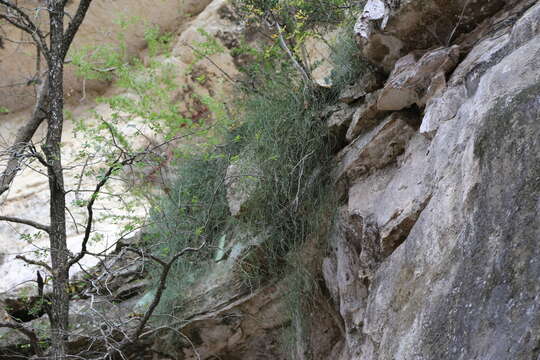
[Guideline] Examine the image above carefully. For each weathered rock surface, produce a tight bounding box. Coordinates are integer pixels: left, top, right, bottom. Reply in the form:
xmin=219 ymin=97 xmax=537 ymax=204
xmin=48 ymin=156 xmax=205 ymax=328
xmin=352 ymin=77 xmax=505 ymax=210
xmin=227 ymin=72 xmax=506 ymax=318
xmin=421 ymin=0 xmax=540 ymax=137
xmin=335 ymin=111 xmax=417 ymax=183
xmin=339 ymin=72 xmax=384 ymax=104
xmin=346 ymin=90 xmax=388 ymax=142
xmin=329 ymin=1 xmax=540 ymax=359
xmin=355 ymin=0 xmax=511 ymax=71
xmin=327 ymin=104 xmax=357 ymax=141
xmin=225 ymin=156 xmax=260 ymax=217
xmin=304 ymin=30 xmax=340 ymax=88
xmin=376 ymin=45 xmax=460 ymax=111
xmin=324 ymin=207 xmax=373 ymax=359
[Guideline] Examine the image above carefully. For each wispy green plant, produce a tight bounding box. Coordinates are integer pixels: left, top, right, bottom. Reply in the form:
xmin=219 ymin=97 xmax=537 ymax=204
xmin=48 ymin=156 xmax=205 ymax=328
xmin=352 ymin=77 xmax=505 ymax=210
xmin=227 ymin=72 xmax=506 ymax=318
xmin=142 ymin=6 xmax=366 ymax=356
xmin=144 ymin=24 xmax=174 ymax=57
xmin=326 ymin=17 xmax=373 ymax=95
xmin=74 ymin=6 xmax=370 ymax=357
xmin=144 ymin=151 xmax=231 ymax=318
xmin=66 ymin=21 xmax=213 ymax=252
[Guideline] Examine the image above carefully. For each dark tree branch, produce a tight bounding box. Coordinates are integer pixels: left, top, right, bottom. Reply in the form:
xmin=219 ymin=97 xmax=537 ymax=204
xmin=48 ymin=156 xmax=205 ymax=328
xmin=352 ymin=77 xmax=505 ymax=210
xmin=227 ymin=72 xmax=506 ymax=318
xmin=29 ymin=143 xmax=52 ymax=170
xmin=15 ymin=255 xmax=53 ymax=272
xmin=126 ymin=248 xmax=167 ymax=267
xmin=0 ymin=215 xmax=50 ymax=233
xmin=0 ymin=0 xmax=51 ymax=63
xmin=0 ymin=14 xmax=48 ymax=61
xmin=68 ymin=130 xmax=210 ymax=269
xmin=88 ymin=243 xmax=206 ymax=360
xmin=131 ymin=242 xmax=207 ymax=341
xmin=0 ymin=78 xmax=49 ymax=196
xmin=37 ymin=270 xmax=44 ymax=296
xmin=68 ymin=155 xmax=126 ymax=268
xmin=62 ymin=0 xmax=93 ymax=59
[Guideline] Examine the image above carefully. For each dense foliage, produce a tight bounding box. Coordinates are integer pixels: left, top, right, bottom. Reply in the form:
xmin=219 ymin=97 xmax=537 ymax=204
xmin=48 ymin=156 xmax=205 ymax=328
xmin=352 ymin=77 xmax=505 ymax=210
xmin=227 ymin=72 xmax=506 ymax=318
xmin=143 ymin=2 xmax=370 ymax=355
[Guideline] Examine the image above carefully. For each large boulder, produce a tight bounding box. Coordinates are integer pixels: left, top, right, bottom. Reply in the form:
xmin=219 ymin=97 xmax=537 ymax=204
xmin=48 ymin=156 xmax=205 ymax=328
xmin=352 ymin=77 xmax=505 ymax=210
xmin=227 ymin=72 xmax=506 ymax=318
xmin=334 ymin=111 xmax=418 ymax=183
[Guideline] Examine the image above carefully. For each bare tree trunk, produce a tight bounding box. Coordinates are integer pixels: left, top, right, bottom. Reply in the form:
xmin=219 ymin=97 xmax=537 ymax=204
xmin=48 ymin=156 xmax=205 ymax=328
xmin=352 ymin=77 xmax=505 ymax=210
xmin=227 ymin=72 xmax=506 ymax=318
xmin=44 ymin=1 xmax=69 ymax=358
xmin=1 ymin=1 xmax=93 ymax=358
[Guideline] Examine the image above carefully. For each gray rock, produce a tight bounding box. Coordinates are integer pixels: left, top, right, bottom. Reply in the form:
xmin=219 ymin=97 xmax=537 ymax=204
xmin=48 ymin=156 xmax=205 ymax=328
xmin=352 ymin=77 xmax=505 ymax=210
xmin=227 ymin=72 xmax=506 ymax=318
xmin=351 ymin=4 xmax=540 ymax=359
xmin=327 ymin=103 xmax=357 ymax=140
xmin=377 ymin=46 xmax=460 ymax=111
xmin=335 ymin=111 xmax=417 ymax=183
xmin=346 ymin=90 xmax=388 ymax=142
xmin=339 ymin=71 xmax=384 ymax=104
xmin=225 ymin=156 xmax=260 ymax=216
xmin=322 ymin=4 xmax=540 ymax=360
xmin=421 ymin=1 xmax=540 ymax=138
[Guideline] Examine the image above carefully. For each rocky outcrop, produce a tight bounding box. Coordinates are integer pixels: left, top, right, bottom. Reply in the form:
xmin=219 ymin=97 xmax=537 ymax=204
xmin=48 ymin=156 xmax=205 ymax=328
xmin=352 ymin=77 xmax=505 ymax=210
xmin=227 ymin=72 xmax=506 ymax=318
xmin=346 ymin=89 xmax=387 ymax=142
xmin=354 ymin=0 xmax=511 ymax=71
xmin=376 ymin=45 xmax=460 ymax=110
xmin=339 ymin=72 xmax=384 ymax=104
xmin=326 ymin=1 xmax=540 ymax=359
xmin=335 ymin=111 xmax=418 ymax=183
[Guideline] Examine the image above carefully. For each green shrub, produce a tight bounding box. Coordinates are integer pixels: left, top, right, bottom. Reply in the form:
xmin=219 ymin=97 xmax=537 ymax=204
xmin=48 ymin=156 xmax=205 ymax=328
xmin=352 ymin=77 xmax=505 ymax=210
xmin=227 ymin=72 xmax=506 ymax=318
xmin=326 ymin=17 xmax=373 ymax=96
xmin=143 ymin=4 xmax=369 ymax=356
xmin=144 ymin=151 xmax=231 ymax=319
xmin=232 ymin=72 xmax=333 ymax=282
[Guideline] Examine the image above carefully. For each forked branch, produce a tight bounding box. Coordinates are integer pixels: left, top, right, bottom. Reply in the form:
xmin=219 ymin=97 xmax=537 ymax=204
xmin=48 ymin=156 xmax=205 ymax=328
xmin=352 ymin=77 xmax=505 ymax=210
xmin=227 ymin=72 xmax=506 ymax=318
xmin=0 ymin=0 xmax=51 ymax=63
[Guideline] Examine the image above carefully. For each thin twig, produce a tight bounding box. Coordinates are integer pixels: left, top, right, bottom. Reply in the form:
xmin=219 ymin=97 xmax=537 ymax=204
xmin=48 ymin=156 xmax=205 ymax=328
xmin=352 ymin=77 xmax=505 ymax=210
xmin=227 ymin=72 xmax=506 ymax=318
xmin=270 ymin=15 xmax=311 ymax=87
xmin=447 ymin=0 xmax=470 ymax=45
xmin=15 ymin=254 xmax=53 ymax=272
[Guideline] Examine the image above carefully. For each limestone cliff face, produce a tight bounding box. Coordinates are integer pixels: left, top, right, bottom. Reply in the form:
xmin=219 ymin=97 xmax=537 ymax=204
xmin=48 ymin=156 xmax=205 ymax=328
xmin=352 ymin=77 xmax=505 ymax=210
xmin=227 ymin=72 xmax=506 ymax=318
xmin=327 ymin=1 xmax=540 ymax=359
xmin=1 ymin=0 xmax=539 ymax=359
